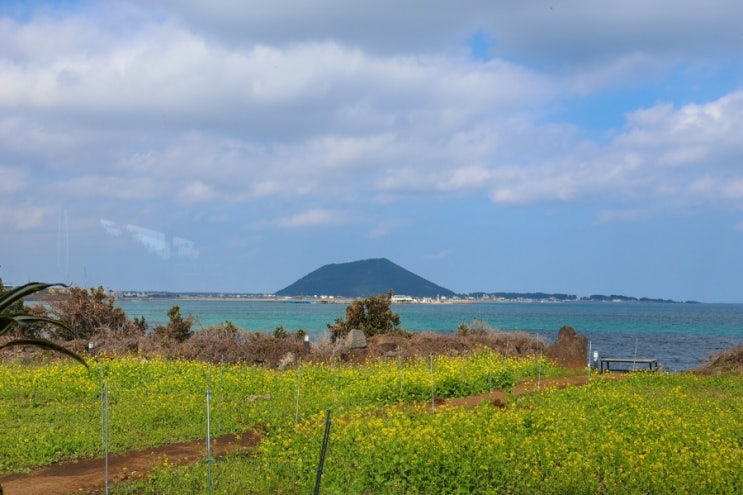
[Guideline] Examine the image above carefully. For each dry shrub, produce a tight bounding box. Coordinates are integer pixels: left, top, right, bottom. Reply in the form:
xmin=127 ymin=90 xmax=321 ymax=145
xmin=0 ymin=338 xmax=62 ymax=364
xmin=2 ymin=324 xmax=546 ymax=369
xmin=42 ymin=287 xmax=139 ymax=341
xmin=170 ymin=325 xmax=248 ymax=363
xmin=151 ymin=325 xmax=306 ymax=365
xmin=308 ymin=332 xmax=346 ymax=363
xmin=236 ymin=331 xmax=304 ymax=366
xmin=78 ymin=327 xmax=141 ymax=355
xmin=320 ymin=329 xmax=546 ymax=365
xmin=16 ymin=323 xmax=308 ymax=367
xmin=401 ymin=330 xmax=545 ymax=359
xmin=700 ymin=343 xmax=743 ymax=373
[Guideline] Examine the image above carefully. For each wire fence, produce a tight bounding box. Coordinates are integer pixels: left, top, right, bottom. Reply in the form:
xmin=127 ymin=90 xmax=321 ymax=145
xmin=7 ymin=352 xmax=740 ymax=495
xmin=3 ymin=351 xmax=548 ymax=493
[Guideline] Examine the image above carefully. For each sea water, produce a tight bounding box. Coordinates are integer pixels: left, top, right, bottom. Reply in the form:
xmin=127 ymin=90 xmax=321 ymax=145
xmin=116 ymin=299 xmax=743 ymax=371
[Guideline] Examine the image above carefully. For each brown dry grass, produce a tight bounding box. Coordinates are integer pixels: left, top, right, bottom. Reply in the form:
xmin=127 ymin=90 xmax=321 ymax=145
xmin=697 ymin=343 xmax=743 ymax=373
xmin=5 ymin=326 xmax=741 ymax=374
xmin=1 ymin=327 xmax=546 ymax=368
xmin=305 ymin=329 xmax=547 ymax=366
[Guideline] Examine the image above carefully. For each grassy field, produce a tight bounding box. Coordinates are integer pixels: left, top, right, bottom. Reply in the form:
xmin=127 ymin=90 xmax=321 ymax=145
xmin=0 ymin=350 xmax=550 ymax=473
xmin=1 ymin=354 xmax=741 ymax=494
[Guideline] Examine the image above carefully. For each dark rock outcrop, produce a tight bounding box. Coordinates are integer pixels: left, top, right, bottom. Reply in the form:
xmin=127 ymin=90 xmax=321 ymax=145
xmin=545 ymin=326 xmax=588 ymax=368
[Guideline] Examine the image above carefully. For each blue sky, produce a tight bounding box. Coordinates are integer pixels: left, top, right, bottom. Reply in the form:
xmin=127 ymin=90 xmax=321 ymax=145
xmin=2 ymin=0 xmax=743 ymax=302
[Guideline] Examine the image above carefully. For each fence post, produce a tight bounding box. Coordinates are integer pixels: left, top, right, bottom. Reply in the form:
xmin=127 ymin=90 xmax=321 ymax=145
xmin=295 ymin=359 xmax=302 ymax=423
xmin=206 ymin=387 xmax=213 ymax=495
xmin=100 ymin=378 xmax=109 ymax=495
xmin=332 ymin=355 xmax=339 ymax=406
xmin=218 ymin=357 xmax=224 ymax=437
xmin=397 ymin=345 xmax=403 ymax=399
xmin=536 ymin=342 xmax=542 ymax=391
xmin=313 ymin=410 xmax=332 ymax=495
xmin=488 ymin=349 xmax=493 ymax=395
xmin=429 ymin=353 xmax=435 ymax=415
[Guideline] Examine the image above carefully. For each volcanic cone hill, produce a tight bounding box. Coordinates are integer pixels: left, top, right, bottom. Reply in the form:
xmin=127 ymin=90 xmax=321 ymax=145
xmin=275 ymin=258 xmax=456 ymax=298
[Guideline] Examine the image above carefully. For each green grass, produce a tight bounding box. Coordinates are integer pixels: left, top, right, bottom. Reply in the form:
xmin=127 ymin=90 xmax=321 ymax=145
xmin=0 ymin=350 xmax=548 ymax=473
xmin=3 ymin=355 xmax=740 ymax=494
xmin=117 ymin=372 xmax=743 ymax=495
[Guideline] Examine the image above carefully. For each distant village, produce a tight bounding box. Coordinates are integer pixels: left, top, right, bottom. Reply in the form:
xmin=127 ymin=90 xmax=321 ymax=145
xmin=112 ymin=291 xmax=684 ymax=304
xmin=8 ymin=282 xmax=685 ymax=304
xmin=6 ymin=256 xmax=688 ymax=304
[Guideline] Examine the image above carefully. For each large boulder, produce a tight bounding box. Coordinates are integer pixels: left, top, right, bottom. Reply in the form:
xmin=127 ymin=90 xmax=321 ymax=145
xmin=545 ymin=325 xmax=588 ymax=368
xmin=345 ymin=329 xmax=367 ymax=349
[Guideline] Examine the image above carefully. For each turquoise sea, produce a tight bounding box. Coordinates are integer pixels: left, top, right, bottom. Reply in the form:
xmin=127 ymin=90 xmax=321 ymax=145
xmin=116 ymin=299 xmax=743 ymax=371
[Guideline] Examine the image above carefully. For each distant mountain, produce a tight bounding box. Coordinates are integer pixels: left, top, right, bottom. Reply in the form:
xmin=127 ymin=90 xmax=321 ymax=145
xmin=275 ymin=258 xmax=456 ymax=298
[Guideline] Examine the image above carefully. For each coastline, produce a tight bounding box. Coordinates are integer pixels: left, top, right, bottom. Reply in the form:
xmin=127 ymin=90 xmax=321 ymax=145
xmin=112 ymin=294 xmax=695 ymax=305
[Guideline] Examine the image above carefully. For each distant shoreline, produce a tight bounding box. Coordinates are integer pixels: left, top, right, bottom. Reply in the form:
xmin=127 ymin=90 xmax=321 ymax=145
xmin=24 ymin=289 xmax=699 ymax=305
xmin=115 ymin=295 xmax=474 ymax=305
xmin=111 ymin=294 xmax=696 ymax=305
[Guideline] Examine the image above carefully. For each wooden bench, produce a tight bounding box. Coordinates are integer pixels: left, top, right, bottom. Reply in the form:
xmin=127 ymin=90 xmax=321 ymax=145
xmin=599 ymin=357 xmax=658 ymax=373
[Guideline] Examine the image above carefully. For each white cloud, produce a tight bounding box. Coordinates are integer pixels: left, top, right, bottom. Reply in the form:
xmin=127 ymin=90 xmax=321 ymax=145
xmin=721 ymin=179 xmax=743 ymax=199
xmin=0 ymin=9 xmax=554 ymax=213
xmin=277 ymin=209 xmax=347 ymax=228
xmin=100 ymin=218 xmax=122 ymax=237
xmin=566 ymin=52 xmax=667 ymax=95
xmin=247 ymin=181 xmax=282 ymax=198
xmin=100 ymin=220 xmax=199 ymax=260
xmin=0 ymin=116 xmax=86 ymax=160
xmin=0 ymin=167 xmax=25 ymax=193
xmin=466 ymin=91 xmax=743 ymax=209
xmin=368 ymin=219 xmax=410 ymax=239
xmin=125 ymin=224 xmax=170 ymax=259
xmin=304 ymin=134 xmax=396 ymax=170
xmin=2 ymin=0 xmax=743 ymax=300
xmin=178 ymin=181 xmax=216 ymax=203
xmin=658 ymin=146 xmax=708 ymax=167
xmin=173 ymin=236 xmax=199 ymax=259
xmin=130 ymin=1 xmax=743 ymax=66
xmin=2 ymin=2 xmax=743 ymax=242
xmin=0 ymin=203 xmax=50 ymax=229
xmin=437 ymin=166 xmax=491 ymax=191
xmin=58 ymin=176 xmax=158 ymax=200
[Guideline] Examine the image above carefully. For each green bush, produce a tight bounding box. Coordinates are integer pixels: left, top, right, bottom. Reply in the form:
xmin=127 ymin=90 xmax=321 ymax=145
xmin=327 ymin=289 xmax=401 ymax=340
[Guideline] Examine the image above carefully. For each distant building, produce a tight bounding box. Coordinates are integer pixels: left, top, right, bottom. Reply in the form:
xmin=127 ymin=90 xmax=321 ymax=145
xmin=391 ymin=295 xmax=415 ymax=303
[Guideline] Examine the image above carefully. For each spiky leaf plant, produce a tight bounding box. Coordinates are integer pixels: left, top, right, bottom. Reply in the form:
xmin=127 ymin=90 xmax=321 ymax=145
xmin=0 ymin=282 xmax=87 ymax=367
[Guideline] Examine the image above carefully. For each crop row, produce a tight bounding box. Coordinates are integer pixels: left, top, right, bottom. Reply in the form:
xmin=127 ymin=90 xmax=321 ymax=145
xmin=0 ymin=350 xmax=553 ymax=473
xmin=117 ymin=372 xmax=743 ymax=495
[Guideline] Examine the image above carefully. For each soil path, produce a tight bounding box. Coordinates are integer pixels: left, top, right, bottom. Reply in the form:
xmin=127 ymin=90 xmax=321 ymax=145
xmin=0 ymin=431 xmax=262 ymax=495
xmin=0 ymin=374 xmax=590 ymax=495
xmin=443 ymin=373 xmax=589 ymax=408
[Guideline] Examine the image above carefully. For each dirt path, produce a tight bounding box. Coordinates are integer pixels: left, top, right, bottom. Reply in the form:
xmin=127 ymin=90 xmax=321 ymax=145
xmin=443 ymin=374 xmax=590 ymax=408
xmin=0 ymin=430 xmax=262 ymax=495
xmin=0 ymin=374 xmax=590 ymax=495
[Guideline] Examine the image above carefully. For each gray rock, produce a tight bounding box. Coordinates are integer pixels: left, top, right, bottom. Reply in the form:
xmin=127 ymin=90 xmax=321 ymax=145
xmin=346 ymin=329 xmax=367 ymax=349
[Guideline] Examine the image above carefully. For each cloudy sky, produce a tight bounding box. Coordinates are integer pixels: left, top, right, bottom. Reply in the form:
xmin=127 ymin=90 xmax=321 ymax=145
xmin=2 ymin=0 xmax=743 ymax=302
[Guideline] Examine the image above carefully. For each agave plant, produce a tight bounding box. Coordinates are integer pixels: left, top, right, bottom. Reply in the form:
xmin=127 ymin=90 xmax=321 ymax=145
xmin=0 ymin=282 xmax=87 ymax=367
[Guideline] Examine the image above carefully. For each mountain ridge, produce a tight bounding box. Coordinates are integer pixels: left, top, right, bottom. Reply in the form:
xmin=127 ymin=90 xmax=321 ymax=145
xmin=275 ymin=258 xmax=456 ymax=298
